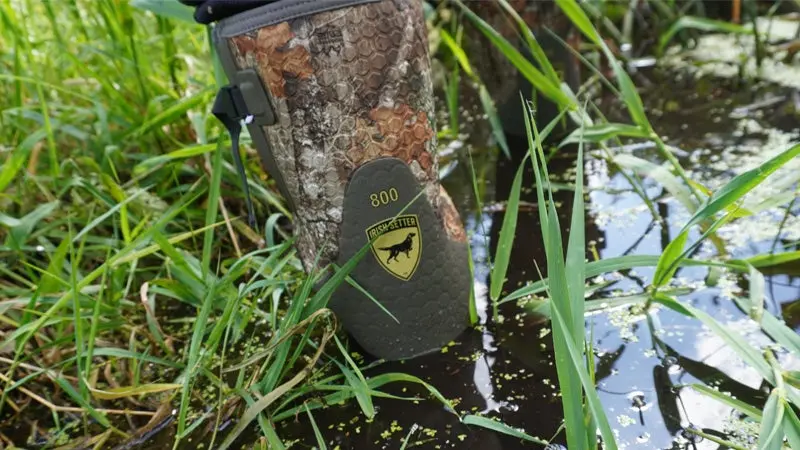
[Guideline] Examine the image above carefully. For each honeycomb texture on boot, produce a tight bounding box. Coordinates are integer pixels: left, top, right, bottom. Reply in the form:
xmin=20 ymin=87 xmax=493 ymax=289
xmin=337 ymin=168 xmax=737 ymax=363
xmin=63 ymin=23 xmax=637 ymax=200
xmin=223 ymin=0 xmax=461 ymax=269
xmin=330 ymin=158 xmax=470 ymax=360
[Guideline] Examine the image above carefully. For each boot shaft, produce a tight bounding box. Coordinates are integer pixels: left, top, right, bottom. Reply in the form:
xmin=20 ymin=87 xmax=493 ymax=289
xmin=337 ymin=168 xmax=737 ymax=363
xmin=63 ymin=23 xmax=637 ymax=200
xmin=204 ymin=0 xmax=471 ymax=360
xmin=212 ymin=0 xmax=459 ymax=268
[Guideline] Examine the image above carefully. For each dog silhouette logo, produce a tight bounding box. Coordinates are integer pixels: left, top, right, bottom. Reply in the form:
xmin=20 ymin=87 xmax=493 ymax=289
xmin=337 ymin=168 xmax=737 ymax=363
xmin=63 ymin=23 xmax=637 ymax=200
xmin=366 ymin=215 xmax=421 ymax=280
xmin=380 ymin=232 xmax=416 ymax=263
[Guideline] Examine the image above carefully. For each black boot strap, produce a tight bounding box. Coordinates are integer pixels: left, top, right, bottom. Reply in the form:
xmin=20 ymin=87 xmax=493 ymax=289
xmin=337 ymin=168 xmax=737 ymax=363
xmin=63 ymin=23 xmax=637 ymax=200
xmin=213 ymin=85 xmax=257 ymax=229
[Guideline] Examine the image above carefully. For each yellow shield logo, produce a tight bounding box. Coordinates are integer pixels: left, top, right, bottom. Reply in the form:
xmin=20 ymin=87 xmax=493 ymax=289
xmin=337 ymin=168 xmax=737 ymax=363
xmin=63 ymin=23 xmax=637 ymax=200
xmin=366 ymin=214 xmax=422 ymax=281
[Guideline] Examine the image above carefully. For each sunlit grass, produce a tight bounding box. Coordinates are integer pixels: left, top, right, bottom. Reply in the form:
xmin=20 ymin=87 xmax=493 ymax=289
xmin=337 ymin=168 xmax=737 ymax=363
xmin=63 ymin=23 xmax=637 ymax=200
xmin=452 ymin=0 xmax=800 ymax=447
xmin=1 ymin=0 xmax=800 ymax=448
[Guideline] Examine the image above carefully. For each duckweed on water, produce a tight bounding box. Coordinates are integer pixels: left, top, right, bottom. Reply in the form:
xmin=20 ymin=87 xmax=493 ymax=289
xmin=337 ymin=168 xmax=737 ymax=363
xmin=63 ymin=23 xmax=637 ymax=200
xmin=723 ymin=414 xmax=761 ymax=447
xmin=616 ymin=414 xmax=636 ymax=428
xmin=663 ymin=17 xmax=800 ymax=89
xmin=4 ymin=1 xmax=800 ymax=448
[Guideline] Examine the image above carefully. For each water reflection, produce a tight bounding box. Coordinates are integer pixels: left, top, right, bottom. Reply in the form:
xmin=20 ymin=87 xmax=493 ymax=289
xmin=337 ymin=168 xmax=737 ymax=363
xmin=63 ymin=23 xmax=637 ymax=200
xmin=267 ymin=73 xmax=800 ymax=448
xmin=124 ymin=65 xmax=800 ymax=450
xmin=467 ymin=212 xmax=504 ymax=415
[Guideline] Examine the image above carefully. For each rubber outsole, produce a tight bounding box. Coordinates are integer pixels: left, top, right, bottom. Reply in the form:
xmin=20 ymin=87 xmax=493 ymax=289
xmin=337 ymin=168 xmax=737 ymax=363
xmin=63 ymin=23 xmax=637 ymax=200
xmin=330 ymin=157 xmax=471 ymax=360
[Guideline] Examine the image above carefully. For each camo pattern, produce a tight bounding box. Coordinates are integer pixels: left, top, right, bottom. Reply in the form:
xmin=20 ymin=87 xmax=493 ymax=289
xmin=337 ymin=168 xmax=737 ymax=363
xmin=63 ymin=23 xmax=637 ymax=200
xmin=223 ymin=0 xmax=465 ymax=268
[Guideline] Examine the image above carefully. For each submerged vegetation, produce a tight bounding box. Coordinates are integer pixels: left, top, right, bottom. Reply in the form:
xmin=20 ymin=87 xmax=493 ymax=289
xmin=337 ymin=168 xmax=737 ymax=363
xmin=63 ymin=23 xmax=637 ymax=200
xmin=1 ymin=0 xmax=800 ymax=448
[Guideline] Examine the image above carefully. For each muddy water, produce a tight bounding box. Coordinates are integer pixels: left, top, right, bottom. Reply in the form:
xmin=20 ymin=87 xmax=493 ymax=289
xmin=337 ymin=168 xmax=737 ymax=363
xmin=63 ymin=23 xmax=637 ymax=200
xmin=266 ymin=70 xmax=800 ymax=450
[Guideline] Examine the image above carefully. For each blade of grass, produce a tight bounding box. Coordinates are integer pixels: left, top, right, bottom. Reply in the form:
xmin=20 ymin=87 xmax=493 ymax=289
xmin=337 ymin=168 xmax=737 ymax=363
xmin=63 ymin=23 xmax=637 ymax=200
xmin=566 ymin=123 xmax=586 ymax=343
xmin=128 ymin=88 xmax=213 ymax=139
xmin=655 ymin=142 xmax=800 ymax=286
xmin=86 ymin=246 xmax=112 ymax=386
xmin=262 ymin=420 xmax=286 ymax=450
xmin=688 ymin=383 xmax=762 ymax=420
xmin=53 ymin=378 xmax=111 ymax=428
xmin=490 ymin=157 xmax=525 ymax=303
xmin=341 ymin=272 xmax=399 ymax=324
xmin=439 ymin=28 xmax=474 ymax=78
xmin=478 ymin=85 xmax=510 ymax=158
xmin=452 ymin=0 xmax=574 ymax=110
xmin=88 ymin=383 xmax=181 ymax=400
xmin=130 ymin=0 xmax=198 ymax=23
xmin=71 ymin=188 xmax=149 ymax=243
xmin=523 ymin=99 xmax=550 ymax=252
xmin=445 ymin=72 xmax=459 ymax=139
xmin=747 ymin=265 xmax=765 ymax=323
xmin=501 ymin=254 xmax=734 ymax=303
xmin=111 ymin=220 xmax=226 ymax=267
xmin=682 ymin=428 xmax=750 ymax=450
xmin=467 ymin=241 xmax=478 ymax=325
xmin=439 ymin=28 xmax=509 ymax=157
xmin=33 ymin=79 xmax=58 ymax=180
xmin=584 ymin=323 xmax=597 ymax=450
xmin=783 ymin=405 xmax=800 ymax=449
xmin=261 ymin=277 xmax=322 ymax=392
xmin=554 ymin=0 xmax=702 ymax=201
xmin=748 ymin=251 xmax=800 ymax=269
xmin=527 ymin=103 xmax=587 ymax=449
xmin=273 ymin=372 xmax=455 ymax=422
xmin=0 ymin=129 xmax=46 ymax=192
xmin=5 ymin=201 xmax=59 ymax=250
xmin=732 ymin=296 xmax=800 ymax=355
xmin=38 ymin=238 xmax=70 ymax=295
xmin=612 ymin=154 xmax=698 ymax=214
xmin=462 ymin=415 xmax=549 ymax=445
xmin=399 ymin=424 xmax=418 ymax=450
xmin=333 ymin=334 xmax=374 ymax=419
xmin=495 ymin=0 xmax=561 ymax=84
xmin=360 ymin=372 xmax=456 ymax=413
xmin=256 ymin=282 xmax=320 ymax=395
xmin=303 ymin=189 xmax=425 ymax=317
xmin=756 ymin=389 xmax=784 ymax=450
xmin=532 ymin=106 xmax=576 ymax=344
xmin=304 ymin=403 xmax=327 ymax=450
xmin=652 ymin=230 xmax=689 ymax=288
xmin=549 ymin=304 xmax=618 ymax=450
xmin=202 ymin=137 xmax=224 ymax=278
xmin=684 ymin=143 xmax=800 ymax=233
xmin=133 ymin=143 xmax=218 ymax=174
xmin=560 ymin=123 xmax=649 ymax=146
xmin=786 ymin=371 xmax=800 ymax=390
xmin=234 ymin=390 xmax=286 ymax=450
xmin=658 ymin=16 xmax=752 ymax=53
xmin=217 ymin=330 xmax=331 ymax=450
xmin=88 ymin=347 xmax=183 ymax=368
xmin=652 ymin=294 xmax=774 ymax=382
xmin=545 ymin=192 xmax=586 ymax=450
xmin=68 ymin=223 xmax=88 ymax=399
xmin=176 ymin=280 xmax=218 ymax=438
xmin=553 ymin=0 xmax=644 ymax=122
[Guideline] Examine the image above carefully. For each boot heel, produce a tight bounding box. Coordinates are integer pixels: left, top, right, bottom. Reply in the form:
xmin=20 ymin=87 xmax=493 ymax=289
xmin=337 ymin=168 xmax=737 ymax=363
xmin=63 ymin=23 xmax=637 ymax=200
xmin=333 ymin=157 xmax=470 ymax=360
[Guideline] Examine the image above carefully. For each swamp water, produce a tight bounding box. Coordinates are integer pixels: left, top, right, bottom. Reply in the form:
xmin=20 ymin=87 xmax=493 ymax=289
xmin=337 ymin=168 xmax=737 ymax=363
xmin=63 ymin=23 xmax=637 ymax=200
xmin=79 ymin=17 xmax=800 ymax=449
xmin=279 ymin=68 xmax=800 ymax=449
xmin=123 ymin=67 xmax=800 ymax=450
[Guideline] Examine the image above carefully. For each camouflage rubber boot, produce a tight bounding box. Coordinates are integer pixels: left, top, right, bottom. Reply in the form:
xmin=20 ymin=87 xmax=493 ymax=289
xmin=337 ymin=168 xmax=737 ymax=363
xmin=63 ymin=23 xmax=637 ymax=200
xmin=182 ymin=0 xmax=471 ymax=360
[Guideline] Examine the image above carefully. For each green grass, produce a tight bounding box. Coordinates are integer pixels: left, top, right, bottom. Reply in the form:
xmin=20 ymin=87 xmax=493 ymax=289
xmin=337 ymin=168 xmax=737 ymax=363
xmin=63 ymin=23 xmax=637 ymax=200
xmin=0 ymin=0 xmax=414 ymax=447
xmin=525 ymin=99 xmax=617 ymax=450
xmin=450 ymin=0 xmax=800 ymax=447
xmin=2 ymin=0 xmax=800 ymax=448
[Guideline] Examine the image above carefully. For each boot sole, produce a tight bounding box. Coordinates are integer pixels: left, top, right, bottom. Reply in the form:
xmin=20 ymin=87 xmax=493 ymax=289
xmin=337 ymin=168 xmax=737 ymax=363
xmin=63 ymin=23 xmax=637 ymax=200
xmin=331 ymin=157 xmax=470 ymax=360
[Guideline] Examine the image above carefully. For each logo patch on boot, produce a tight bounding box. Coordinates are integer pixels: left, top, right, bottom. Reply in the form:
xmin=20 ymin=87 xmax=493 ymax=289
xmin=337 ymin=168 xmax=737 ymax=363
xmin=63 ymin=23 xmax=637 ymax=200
xmin=366 ymin=215 xmax=421 ymax=281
